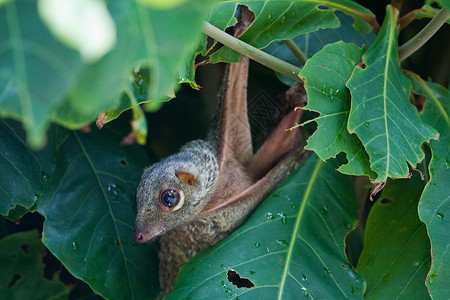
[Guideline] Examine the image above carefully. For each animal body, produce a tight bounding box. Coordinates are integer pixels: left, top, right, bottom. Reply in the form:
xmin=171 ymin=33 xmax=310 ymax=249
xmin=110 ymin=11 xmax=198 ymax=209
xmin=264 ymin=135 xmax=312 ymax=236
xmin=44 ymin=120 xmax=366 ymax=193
xmin=133 ymin=9 xmax=308 ymax=297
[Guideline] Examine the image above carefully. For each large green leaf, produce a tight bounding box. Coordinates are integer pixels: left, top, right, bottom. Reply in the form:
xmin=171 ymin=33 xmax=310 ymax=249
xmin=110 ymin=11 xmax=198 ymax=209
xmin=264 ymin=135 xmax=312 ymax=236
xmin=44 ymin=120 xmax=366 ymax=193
xmin=35 ymin=122 xmax=159 ymax=299
xmin=0 ymin=230 xmax=70 ymax=300
xmin=264 ymin=11 xmax=375 ymax=85
xmin=299 ymin=41 xmax=376 ymax=179
xmin=409 ymin=73 xmax=450 ymax=299
xmin=0 ymin=117 xmax=159 ymax=299
xmin=357 ymin=174 xmax=431 ymax=299
xmin=0 ymin=0 xmax=216 ymax=148
xmin=0 ymin=120 xmax=44 ymax=215
xmin=346 ymin=5 xmax=438 ymax=183
xmin=166 ymin=154 xmax=365 ymax=299
xmin=206 ymin=0 xmax=376 ymax=63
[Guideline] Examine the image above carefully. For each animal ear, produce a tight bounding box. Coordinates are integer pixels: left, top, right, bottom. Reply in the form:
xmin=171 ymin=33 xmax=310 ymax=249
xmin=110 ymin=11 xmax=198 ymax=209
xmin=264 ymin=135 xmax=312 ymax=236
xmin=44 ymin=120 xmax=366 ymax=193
xmin=176 ymin=171 xmax=196 ymax=186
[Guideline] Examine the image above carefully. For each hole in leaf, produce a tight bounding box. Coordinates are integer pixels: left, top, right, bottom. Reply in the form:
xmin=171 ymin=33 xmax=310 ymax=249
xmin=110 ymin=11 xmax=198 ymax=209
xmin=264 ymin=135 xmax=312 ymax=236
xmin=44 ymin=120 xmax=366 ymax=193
xmin=358 ymin=62 xmax=366 ymax=69
xmin=317 ymin=4 xmax=329 ymax=10
xmin=20 ymin=244 xmax=29 ymax=254
xmin=380 ymin=198 xmax=392 ymax=204
xmin=226 ymin=269 xmax=254 ymax=288
xmin=115 ymin=238 xmax=121 ymax=246
xmin=341 ymin=264 xmax=347 ymax=269
xmin=410 ymin=92 xmax=425 ymax=112
xmin=8 ymin=274 xmax=21 ymax=288
xmin=120 ymin=159 xmax=127 ymax=166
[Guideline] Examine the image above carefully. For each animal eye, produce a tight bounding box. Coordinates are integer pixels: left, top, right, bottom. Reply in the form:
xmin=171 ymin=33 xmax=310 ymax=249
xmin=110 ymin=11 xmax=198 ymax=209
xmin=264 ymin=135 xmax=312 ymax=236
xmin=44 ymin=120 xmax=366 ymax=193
xmin=159 ymin=188 xmax=181 ymax=208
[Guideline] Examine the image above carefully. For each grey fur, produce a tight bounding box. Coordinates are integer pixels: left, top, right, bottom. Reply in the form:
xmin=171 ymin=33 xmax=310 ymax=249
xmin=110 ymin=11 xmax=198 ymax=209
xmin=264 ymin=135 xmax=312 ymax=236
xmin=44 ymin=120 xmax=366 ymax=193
xmin=134 ymin=139 xmax=218 ymax=240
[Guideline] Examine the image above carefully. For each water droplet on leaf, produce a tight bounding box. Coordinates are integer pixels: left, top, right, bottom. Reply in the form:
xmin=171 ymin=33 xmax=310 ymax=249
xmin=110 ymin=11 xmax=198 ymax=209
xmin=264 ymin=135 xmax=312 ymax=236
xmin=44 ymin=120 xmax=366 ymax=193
xmin=72 ymin=241 xmax=79 ymax=250
xmin=255 ymin=242 xmax=261 ymax=248
xmin=276 ymin=239 xmax=289 ymax=247
xmin=343 ymin=220 xmax=351 ymax=229
xmin=266 ymin=212 xmax=275 ymax=220
xmin=301 ymin=287 xmax=309 ymax=297
xmin=322 ymin=206 xmax=328 ymax=215
xmin=107 ymin=183 xmax=124 ymax=201
xmin=277 ymin=213 xmax=287 ymax=224
xmin=436 ymin=212 xmax=444 ymax=220
xmin=301 ymin=274 xmax=309 ymax=283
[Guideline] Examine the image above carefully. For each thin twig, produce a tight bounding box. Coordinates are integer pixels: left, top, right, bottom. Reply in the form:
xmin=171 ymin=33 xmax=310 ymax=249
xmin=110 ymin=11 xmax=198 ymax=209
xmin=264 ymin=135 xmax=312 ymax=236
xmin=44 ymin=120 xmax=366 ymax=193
xmin=202 ymin=22 xmax=302 ymax=81
xmin=399 ymin=7 xmax=449 ymax=62
xmin=283 ymin=40 xmax=308 ymax=65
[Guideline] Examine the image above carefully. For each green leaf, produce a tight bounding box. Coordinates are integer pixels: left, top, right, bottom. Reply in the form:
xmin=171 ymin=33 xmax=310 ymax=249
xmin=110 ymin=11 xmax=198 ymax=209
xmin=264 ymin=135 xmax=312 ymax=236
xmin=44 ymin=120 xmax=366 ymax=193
xmin=1 ymin=117 xmax=160 ymax=299
xmin=357 ymin=174 xmax=431 ymax=299
xmin=264 ymin=11 xmax=375 ymax=85
xmin=0 ymin=0 xmax=216 ymax=148
xmin=0 ymin=230 xmax=70 ymax=300
xmin=34 ymin=121 xmax=159 ymax=299
xmin=408 ymin=72 xmax=450 ymax=299
xmin=299 ymin=41 xmax=376 ymax=179
xmin=208 ymin=0 xmax=376 ymax=63
xmin=167 ymin=154 xmax=365 ymax=299
xmin=0 ymin=120 xmax=45 ymax=215
xmin=346 ymin=5 xmax=438 ymax=183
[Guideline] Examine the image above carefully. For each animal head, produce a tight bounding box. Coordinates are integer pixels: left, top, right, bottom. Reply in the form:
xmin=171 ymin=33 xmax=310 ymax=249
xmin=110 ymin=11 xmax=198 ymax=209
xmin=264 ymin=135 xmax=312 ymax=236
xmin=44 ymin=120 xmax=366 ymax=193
xmin=133 ymin=140 xmax=218 ymax=243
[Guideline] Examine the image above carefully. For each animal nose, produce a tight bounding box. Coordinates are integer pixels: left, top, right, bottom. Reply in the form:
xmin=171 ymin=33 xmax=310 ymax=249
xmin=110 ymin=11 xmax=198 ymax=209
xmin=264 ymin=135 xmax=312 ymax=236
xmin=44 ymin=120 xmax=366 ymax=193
xmin=133 ymin=229 xmax=145 ymax=243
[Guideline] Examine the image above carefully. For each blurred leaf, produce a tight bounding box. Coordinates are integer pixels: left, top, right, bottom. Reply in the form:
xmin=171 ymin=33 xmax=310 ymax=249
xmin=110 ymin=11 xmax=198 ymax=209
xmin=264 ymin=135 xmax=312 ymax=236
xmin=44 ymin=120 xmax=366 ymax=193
xmin=38 ymin=0 xmax=117 ymax=63
xmin=167 ymin=154 xmax=365 ymax=299
xmin=0 ymin=0 xmax=216 ymax=148
xmin=35 ymin=120 xmax=159 ymax=299
xmin=425 ymin=0 xmax=450 ymax=10
xmin=408 ymin=72 xmax=450 ymax=299
xmin=357 ymin=174 xmax=431 ymax=299
xmin=0 ymin=230 xmax=70 ymax=300
xmin=0 ymin=120 xmax=45 ymax=215
xmin=299 ymin=41 xmax=376 ymax=179
xmin=136 ymin=0 xmax=189 ymax=10
xmin=208 ymin=0 xmax=376 ymax=63
xmin=0 ymin=0 xmax=83 ymax=148
xmin=119 ymin=91 xmax=148 ymax=145
xmin=103 ymin=69 xmax=169 ymax=125
xmin=347 ymin=5 xmax=438 ymax=183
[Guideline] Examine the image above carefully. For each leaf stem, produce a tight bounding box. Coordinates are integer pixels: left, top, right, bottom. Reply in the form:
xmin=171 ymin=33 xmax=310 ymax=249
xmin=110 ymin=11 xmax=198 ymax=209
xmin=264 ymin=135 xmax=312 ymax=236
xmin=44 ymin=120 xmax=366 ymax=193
xmin=283 ymin=40 xmax=308 ymax=65
xmin=202 ymin=22 xmax=302 ymax=81
xmin=398 ymin=7 xmax=449 ymax=62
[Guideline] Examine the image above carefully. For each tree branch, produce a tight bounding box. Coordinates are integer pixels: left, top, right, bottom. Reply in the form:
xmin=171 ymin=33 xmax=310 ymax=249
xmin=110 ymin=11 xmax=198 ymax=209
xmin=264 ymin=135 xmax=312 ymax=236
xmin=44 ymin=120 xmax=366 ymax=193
xmin=399 ymin=7 xmax=449 ymax=62
xmin=202 ymin=22 xmax=302 ymax=81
